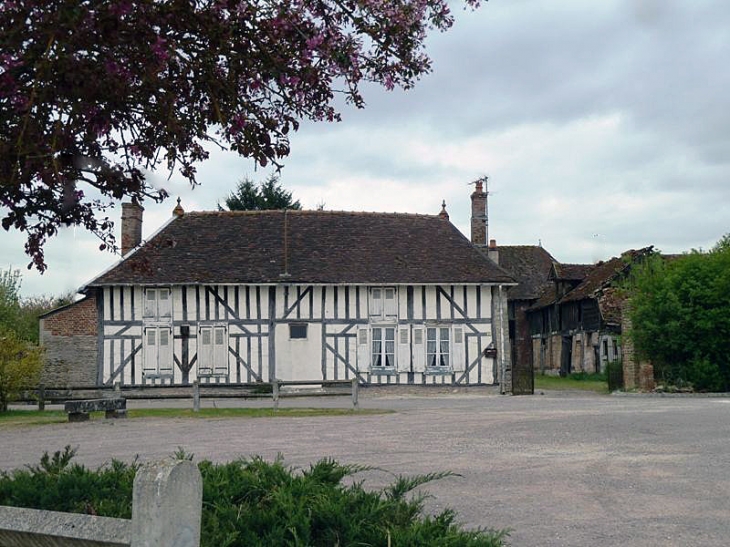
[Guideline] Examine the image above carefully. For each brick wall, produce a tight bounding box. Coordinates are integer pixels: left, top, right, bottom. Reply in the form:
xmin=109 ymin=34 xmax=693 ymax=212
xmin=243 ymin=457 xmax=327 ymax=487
xmin=621 ymin=300 xmax=654 ymax=391
xmin=39 ymin=293 xmax=98 ymax=387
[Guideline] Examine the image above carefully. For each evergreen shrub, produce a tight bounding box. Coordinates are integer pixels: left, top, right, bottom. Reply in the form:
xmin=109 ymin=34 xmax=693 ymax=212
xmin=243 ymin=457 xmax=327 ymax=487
xmin=0 ymin=447 xmax=508 ymax=546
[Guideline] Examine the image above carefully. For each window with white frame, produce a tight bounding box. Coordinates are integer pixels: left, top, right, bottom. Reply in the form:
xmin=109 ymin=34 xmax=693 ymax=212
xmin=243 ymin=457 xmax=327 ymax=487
xmin=427 ymin=327 xmax=450 ymax=368
xmin=143 ymin=288 xmax=172 ymax=320
xmin=198 ymin=325 xmax=228 ymax=376
xmin=369 ymin=287 xmax=397 ymax=318
xmin=371 ymin=326 xmax=395 ymax=368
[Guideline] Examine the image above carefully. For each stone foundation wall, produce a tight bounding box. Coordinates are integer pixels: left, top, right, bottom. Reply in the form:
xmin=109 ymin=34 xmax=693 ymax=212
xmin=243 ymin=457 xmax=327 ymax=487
xmin=39 ymin=293 xmax=98 ymax=387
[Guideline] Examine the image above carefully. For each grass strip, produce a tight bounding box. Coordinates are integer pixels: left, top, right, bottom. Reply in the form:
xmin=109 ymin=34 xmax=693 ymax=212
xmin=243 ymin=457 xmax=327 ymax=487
xmin=534 ymin=374 xmax=609 ymax=394
xmin=0 ymin=407 xmax=392 ymax=427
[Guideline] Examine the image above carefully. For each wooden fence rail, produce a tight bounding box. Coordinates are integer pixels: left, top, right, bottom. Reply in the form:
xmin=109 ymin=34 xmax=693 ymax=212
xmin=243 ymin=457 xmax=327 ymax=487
xmin=22 ymin=379 xmax=360 ymax=412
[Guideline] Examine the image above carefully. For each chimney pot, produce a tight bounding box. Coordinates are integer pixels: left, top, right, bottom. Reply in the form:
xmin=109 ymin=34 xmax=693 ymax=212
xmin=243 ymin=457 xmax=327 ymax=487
xmin=121 ymin=202 xmax=144 ymax=256
xmin=488 ymin=239 xmax=499 ymax=265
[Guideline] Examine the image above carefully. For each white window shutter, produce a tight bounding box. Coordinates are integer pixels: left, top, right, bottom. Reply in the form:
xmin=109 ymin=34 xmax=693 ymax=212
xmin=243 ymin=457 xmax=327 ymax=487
xmin=144 ymin=289 xmax=157 ymax=318
xmin=356 ymin=327 xmax=369 ymax=371
xmin=370 ymin=289 xmax=383 ymax=316
xmin=412 ymin=327 xmax=425 ymax=373
xmin=158 ymin=288 xmax=172 ymax=319
xmin=198 ymin=327 xmax=213 ymax=375
xmin=143 ymin=328 xmax=158 ymax=374
xmin=213 ymin=326 xmax=228 ymax=375
xmin=452 ymin=327 xmax=465 ymax=372
xmin=384 ymin=288 xmax=397 ymax=316
xmin=396 ymin=327 xmax=410 ymax=372
xmin=158 ymin=328 xmax=174 ymax=374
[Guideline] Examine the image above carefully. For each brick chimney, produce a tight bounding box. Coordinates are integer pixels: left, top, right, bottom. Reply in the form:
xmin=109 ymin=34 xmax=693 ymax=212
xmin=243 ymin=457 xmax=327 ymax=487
xmin=470 ymin=177 xmax=488 ymax=246
xmin=121 ymin=202 xmax=144 ymax=256
xmin=488 ymin=238 xmax=499 ymax=265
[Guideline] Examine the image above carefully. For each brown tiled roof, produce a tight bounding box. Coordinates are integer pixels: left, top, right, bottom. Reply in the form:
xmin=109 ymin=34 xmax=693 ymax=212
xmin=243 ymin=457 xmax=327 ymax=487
xmin=562 ymin=247 xmax=654 ymax=325
xmin=553 ymin=263 xmax=593 ymax=281
xmin=497 ymin=245 xmax=558 ymax=300
xmin=89 ymin=210 xmax=515 ymax=286
xmin=530 ymin=283 xmax=559 ymax=310
xmin=560 ymin=248 xmax=654 ymax=304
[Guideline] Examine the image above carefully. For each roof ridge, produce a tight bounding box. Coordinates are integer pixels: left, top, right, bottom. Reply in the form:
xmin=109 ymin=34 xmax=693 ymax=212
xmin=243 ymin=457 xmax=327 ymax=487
xmin=186 ymin=209 xmax=440 ymax=219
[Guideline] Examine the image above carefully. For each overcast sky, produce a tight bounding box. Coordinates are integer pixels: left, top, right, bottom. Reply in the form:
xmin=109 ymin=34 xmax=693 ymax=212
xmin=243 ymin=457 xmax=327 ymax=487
xmin=4 ymin=0 xmax=730 ymax=298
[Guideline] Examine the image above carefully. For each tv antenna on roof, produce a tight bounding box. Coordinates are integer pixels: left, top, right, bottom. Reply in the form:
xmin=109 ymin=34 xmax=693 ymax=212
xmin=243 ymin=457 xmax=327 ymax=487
xmin=468 ymin=176 xmax=497 ymax=196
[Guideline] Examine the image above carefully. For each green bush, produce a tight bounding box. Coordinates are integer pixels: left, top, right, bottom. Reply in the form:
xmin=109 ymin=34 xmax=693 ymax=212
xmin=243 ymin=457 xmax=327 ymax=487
xmin=687 ymin=356 xmax=723 ymax=392
xmin=0 ymin=447 xmax=508 ymax=546
xmin=628 ymin=238 xmax=730 ymax=392
xmin=0 ymin=326 xmax=44 ymax=412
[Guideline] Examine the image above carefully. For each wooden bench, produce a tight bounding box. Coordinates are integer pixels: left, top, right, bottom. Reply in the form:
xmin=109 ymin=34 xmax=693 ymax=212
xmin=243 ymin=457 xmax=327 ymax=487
xmin=64 ymin=398 xmax=127 ymax=422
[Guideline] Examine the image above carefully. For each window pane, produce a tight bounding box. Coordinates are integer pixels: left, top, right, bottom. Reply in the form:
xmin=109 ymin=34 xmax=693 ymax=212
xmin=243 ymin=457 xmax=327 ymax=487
xmin=440 ymin=328 xmax=449 ymax=341
xmin=201 ymin=329 xmax=211 ymax=345
xmin=146 ymin=290 xmax=156 ymax=301
xmin=385 ymin=288 xmax=394 ymax=300
xmin=147 ymin=329 xmax=156 ymax=345
xmin=372 ymin=289 xmax=381 ymax=300
xmin=385 ymin=328 xmax=395 ymax=341
xmin=215 ymin=328 xmax=224 ymax=345
xmin=159 ymin=289 xmax=169 ymax=300
xmin=372 ymin=328 xmax=382 ymax=341
xmin=372 ymin=347 xmax=382 ymax=367
xmin=454 ymin=328 xmax=463 ymax=344
xmin=159 ymin=329 xmax=169 ymax=346
xmin=427 ymin=328 xmax=436 ymax=342
xmin=290 ymin=324 xmax=307 ymax=339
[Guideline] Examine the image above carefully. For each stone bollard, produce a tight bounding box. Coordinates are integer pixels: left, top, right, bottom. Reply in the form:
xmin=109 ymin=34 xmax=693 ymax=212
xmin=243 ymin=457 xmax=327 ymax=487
xmin=351 ymin=378 xmax=359 ymax=409
xmin=272 ymin=378 xmax=280 ymax=410
xmin=131 ymin=459 xmax=202 ymax=547
xmin=37 ymin=384 xmax=45 ymax=411
xmin=192 ymin=380 xmax=200 ymax=412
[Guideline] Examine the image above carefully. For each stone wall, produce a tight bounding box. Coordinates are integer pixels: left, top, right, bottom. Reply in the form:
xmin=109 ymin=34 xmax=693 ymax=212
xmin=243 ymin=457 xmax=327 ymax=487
xmin=39 ymin=293 xmax=98 ymax=387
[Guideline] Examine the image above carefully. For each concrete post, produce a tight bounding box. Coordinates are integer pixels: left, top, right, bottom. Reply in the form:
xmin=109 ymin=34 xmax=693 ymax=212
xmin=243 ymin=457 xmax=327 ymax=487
xmin=38 ymin=384 xmax=45 ymax=411
xmin=192 ymin=381 xmax=200 ymax=412
xmin=131 ymin=460 xmax=202 ymax=547
xmin=351 ymin=378 xmax=359 ymax=409
xmin=272 ymin=379 xmax=280 ymax=410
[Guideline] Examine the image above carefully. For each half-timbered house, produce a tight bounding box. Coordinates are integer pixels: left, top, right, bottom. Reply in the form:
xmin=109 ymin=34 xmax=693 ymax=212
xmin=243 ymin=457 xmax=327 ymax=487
xmin=41 ymin=203 xmax=516 ymax=390
xmin=527 ymin=248 xmax=653 ymax=375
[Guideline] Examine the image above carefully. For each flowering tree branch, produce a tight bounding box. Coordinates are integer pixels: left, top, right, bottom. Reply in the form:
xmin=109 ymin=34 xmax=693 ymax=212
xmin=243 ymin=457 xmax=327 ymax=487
xmin=1 ymin=0 xmax=482 ymax=271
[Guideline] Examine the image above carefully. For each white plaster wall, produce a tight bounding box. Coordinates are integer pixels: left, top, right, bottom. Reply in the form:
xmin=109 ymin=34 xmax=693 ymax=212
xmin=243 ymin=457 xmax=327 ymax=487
xmin=274 ymin=323 xmax=322 ymax=380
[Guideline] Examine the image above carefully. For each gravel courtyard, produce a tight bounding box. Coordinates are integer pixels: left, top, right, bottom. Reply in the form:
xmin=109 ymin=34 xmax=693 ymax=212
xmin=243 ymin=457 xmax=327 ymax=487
xmin=2 ymin=389 xmax=729 ymax=547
